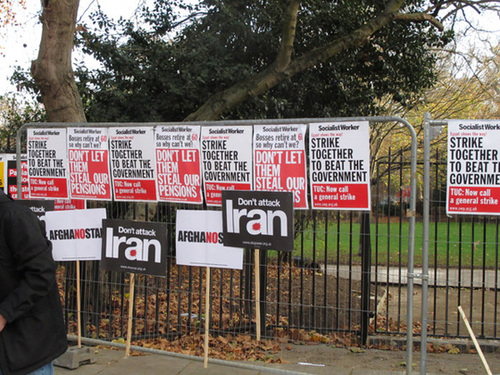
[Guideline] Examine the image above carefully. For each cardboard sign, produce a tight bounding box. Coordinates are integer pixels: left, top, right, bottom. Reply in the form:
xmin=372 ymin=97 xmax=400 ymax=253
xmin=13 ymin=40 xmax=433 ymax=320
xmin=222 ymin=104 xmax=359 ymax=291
xmin=109 ymin=127 xmax=157 ymax=202
xmin=45 ymin=208 xmax=107 ymax=261
xmin=253 ymin=124 xmax=308 ymax=209
xmin=309 ymin=122 xmax=371 ymax=210
xmin=176 ymin=210 xmax=243 ymax=269
xmin=155 ymin=125 xmax=203 ymax=204
xmin=201 ymin=126 xmax=253 ymax=206
xmin=222 ymin=190 xmax=294 ymax=251
xmin=101 ymin=219 xmax=168 ymax=276
xmin=447 ymin=120 xmax=500 ymax=215
xmin=27 ymin=129 xmax=69 ymax=199
xmin=68 ymin=128 xmax=112 ymax=200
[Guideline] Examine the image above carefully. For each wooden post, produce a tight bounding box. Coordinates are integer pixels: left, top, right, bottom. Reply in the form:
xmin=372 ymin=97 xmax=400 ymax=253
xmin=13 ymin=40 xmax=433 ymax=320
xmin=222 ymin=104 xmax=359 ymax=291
xmin=125 ymin=273 xmax=136 ymax=358
xmin=458 ymin=306 xmax=493 ymax=375
xmin=76 ymin=260 xmax=82 ymax=349
xmin=254 ymin=249 xmax=261 ymax=341
xmin=204 ymin=267 xmax=211 ymax=368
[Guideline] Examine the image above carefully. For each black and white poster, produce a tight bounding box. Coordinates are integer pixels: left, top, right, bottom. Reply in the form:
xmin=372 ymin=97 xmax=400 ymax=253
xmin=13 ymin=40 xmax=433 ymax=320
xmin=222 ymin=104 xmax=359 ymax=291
xmin=222 ymin=190 xmax=294 ymax=251
xmin=101 ymin=219 xmax=168 ymax=276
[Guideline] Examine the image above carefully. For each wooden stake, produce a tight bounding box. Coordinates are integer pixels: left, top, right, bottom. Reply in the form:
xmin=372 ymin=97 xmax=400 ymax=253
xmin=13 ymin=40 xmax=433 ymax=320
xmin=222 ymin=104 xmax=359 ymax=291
xmin=76 ymin=260 xmax=82 ymax=349
xmin=204 ymin=267 xmax=211 ymax=368
xmin=458 ymin=306 xmax=493 ymax=375
xmin=254 ymin=249 xmax=261 ymax=342
xmin=125 ymin=273 xmax=136 ymax=358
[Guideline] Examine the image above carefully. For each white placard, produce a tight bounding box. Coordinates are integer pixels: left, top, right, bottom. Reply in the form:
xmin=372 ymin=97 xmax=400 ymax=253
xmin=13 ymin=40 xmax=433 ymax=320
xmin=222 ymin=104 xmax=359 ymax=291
xmin=45 ymin=208 xmax=107 ymax=261
xmin=176 ymin=210 xmax=243 ymax=269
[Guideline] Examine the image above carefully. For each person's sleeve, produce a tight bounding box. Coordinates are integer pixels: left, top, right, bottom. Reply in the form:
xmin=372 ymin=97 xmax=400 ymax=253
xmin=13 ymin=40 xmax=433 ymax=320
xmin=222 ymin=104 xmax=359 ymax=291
xmin=0 ymin=209 xmax=57 ymax=323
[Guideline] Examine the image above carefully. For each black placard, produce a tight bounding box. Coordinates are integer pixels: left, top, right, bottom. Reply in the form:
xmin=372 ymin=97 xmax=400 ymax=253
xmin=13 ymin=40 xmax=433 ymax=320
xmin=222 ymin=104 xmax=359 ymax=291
xmin=222 ymin=190 xmax=294 ymax=251
xmin=101 ymin=219 xmax=168 ymax=276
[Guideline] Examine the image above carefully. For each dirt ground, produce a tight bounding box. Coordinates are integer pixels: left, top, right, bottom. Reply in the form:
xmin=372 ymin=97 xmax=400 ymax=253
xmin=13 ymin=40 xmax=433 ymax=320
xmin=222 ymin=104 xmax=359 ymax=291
xmin=277 ymin=342 xmax=500 ymax=374
xmin=385 ymin=284 xmax=499 ymax=338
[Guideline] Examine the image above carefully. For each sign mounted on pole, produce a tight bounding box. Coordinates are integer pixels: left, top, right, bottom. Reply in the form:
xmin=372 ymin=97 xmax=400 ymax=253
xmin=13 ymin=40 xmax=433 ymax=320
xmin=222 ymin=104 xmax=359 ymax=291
xmin=176 ymin=210 xmax=243 ymax=269
xmin=101 ymin=219 xmax=168 ymax=276
xmin=253 ymin=124 xmax=308 ymax=209
xmin=155 ymin=125 xmax=203 ymax=204
xmin=68 ymin=128 xmax=112 ymax=200
xmin=109 ymin=127 xmax=157 ymax=202
xmin=309 ymin=122 xmax=371 ymax=210
xmin=27 ymin=128 xmax=69 ymax=199
xmin=222 ymin=190 xmax=294 ymax=251
xmin=447 ymin=120 xmax=500 ymax=215
xmin=201 ymin=126 xmax=253 ymax=206
xmin=45 ymin=208 xmax=107 ymax=261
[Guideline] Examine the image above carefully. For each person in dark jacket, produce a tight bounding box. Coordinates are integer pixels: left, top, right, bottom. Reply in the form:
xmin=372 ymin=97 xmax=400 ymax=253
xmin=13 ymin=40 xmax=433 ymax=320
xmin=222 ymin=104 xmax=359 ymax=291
xmin=0 ymin=190 xmax=67 ymax=375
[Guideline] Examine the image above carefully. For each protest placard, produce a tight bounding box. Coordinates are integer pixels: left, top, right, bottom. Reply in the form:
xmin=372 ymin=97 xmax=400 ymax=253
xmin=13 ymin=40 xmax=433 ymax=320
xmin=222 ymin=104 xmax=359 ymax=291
xmin=5 ymin=154 xmax=29 ymax=199
xmin=45 ymin=208 xmax=107 ymax=261
xmin=176 ymin=210 xmax=243 ymax=269
xmin=253 ymin=124 xmax=308 ymax=209
xmin=27 ymin=129 xmax=69 ymax=199
xmin=68 ymin=128 xmax=112 ymax=200
xmin=155 ymin=125 xmax=202 ymax=204
xmin=101 ymin=219 xmax=168 ymax=276
xmin=109 ymin=127 xmax=157 ymax=201
xmin=447 ymin=120 xmax=500 ymax=215
xmin=309 ymin=122 xmax=371 ymax=210
xmin=201 ymin=126 xmax=253 ymax=206
xmin=222 ymin=190 xmax=294 ymax=251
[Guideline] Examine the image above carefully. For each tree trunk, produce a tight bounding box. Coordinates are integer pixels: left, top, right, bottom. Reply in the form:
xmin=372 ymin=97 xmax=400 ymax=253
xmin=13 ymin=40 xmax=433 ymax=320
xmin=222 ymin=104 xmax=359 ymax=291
xmin=31 ymin=0 xmax=86 ymax=123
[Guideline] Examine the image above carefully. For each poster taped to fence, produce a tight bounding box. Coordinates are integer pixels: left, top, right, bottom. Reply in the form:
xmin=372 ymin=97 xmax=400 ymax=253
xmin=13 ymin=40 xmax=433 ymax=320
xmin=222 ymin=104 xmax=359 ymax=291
xmin=4 ymin=154 xmax=29 ymax=199
xmin=447 ymin=120 xmax=500 ymax=215
xmin=253 ymin=124 xmax=308 ymax=209
xmin=27 ymin=129 xmax=69 ymax=199
xmin=109 ymin=127 xmax=157 ymax=202
xmin=101 ymin=219 xmax=168 ymax=276
xmin=45 ymin=208 xmax=107 ymax=261
xmin=176 ymin=210 xmax=243 ymax=269
xmin=155 ymin=125 xmax=203 ymax=204
xmin=309 ymin=122 xmax=371 ymax=210
xmin=200 ymin=126 xmax=253 ymax=206
xmin=67 ymin=128 xmax=112 ymax=200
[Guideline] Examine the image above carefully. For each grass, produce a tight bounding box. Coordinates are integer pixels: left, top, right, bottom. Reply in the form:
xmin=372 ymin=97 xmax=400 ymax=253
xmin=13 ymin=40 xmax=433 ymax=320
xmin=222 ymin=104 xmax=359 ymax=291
xmin=289 ymin=219 xmax=500 ymax=268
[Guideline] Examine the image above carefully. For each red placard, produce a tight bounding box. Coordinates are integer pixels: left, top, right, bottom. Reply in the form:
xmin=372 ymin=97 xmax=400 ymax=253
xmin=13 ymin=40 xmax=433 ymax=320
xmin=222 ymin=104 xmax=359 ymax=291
xmin=253 ymin=124 xmax=308 ymax=209
xmin=68 ymin=128 xmax=112 ymax=200
xmin=155 ymin=126 xmax=202 ymax=204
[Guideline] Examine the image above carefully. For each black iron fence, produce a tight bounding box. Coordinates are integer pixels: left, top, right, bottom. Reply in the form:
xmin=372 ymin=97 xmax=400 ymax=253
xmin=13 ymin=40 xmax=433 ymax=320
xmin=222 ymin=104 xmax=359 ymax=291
xmin=56 ymin=150 xmax=499 ymax=348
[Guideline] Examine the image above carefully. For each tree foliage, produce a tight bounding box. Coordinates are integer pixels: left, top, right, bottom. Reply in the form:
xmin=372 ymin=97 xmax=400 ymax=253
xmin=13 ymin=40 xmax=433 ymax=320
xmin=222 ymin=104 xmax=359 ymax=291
xmin=69 ymin=0 xmax=454 ymax=123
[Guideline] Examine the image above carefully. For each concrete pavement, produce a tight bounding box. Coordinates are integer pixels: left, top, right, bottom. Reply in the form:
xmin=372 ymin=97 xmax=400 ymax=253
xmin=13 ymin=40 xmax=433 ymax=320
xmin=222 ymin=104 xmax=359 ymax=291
xmin=53 ymin=341 xmax=500 ymax=375
xmin=53 ymin=345 xmax=406 ymax=375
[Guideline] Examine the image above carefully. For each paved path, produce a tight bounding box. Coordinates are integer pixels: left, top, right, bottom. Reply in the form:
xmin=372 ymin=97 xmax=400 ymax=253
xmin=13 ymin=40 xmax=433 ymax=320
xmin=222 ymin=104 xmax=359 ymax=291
xmin=54 ymin=344 xmax=500 ymax=375
xmin=322 ymin=265 xmax=499 ymax=289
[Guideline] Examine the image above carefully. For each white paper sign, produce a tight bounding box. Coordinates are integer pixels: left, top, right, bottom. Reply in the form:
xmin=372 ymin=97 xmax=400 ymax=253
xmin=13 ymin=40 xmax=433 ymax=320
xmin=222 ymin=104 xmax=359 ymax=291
xmin=45 ymin=208 xmax=107 ymax=261
xmin=176 ymin=210 xmax=243 ymax=269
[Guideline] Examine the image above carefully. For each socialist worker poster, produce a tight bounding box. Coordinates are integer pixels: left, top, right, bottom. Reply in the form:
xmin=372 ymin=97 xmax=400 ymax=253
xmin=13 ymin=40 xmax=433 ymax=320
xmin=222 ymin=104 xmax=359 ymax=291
xmin=67 ymin=127 xmax=112 ymax=200
xmin=200 ymin=126 xmax=253 ymax=206
xmin=155 ymin=125 xmax=202 ymax=204
xmin=28 ymin=128 xmax=69 ymax=199
xmin=309 ymin=122 xmax=371 ymax=210
xmin=109 ymin=127 xmax=157 ymax=202
xmin=447 ymin=120 xmax=500 ymax=215
xmin=253 ymin=124 xmax=308 ymax=209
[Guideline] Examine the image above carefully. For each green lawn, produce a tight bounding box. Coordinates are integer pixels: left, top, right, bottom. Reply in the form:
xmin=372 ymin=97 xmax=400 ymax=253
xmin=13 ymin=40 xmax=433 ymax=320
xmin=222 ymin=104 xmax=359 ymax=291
xmin=291 ymin=220 xmax=500 ymax=268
